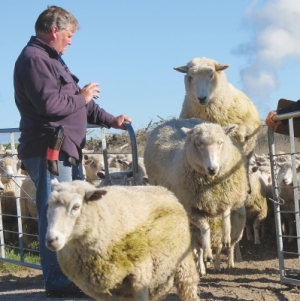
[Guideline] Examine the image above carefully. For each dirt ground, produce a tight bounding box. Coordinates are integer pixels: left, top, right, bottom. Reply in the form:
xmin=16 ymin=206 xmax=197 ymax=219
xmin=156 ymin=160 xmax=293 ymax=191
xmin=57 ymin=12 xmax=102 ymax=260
xmin=0 ymin=230 xmax=299 ymax=301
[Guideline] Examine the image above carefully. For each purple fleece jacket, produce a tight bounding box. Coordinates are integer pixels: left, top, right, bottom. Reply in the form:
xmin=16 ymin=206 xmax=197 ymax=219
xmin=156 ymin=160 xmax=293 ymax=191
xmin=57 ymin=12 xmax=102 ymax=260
xmin=14 ymin=36 xmax=115 ymax=161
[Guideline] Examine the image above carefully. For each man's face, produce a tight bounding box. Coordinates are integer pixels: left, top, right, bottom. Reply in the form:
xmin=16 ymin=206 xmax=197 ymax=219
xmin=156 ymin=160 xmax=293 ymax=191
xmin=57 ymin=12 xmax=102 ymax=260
xmin=52 ymin=26 xmax=75 ymax=55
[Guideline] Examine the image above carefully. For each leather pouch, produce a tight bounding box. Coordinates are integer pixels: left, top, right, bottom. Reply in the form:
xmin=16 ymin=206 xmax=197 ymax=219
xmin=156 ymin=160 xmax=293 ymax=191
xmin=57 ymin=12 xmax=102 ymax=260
xmin=46 ymin=126 xmax=65 ymax=176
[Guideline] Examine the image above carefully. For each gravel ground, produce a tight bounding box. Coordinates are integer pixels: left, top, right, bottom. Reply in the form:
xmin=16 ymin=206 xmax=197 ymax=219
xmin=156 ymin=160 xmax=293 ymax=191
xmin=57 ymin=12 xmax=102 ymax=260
xmin=0 ymin=233 xmax=299 ymax=301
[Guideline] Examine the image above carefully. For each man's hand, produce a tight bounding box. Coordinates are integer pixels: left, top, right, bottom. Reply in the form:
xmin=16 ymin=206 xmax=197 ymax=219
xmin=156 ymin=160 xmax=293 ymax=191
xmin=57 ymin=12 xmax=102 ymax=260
xmin=79 ymin=82 xmax=100 ymax=104
xmin=265 ymin=111 xmax=281 ymax=131
xmin=111 ymin=115 xmax=132 ymax=130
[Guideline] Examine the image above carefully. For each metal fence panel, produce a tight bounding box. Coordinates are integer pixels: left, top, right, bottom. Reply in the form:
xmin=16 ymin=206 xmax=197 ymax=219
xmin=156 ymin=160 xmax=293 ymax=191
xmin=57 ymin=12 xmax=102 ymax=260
xmin=0 ymin=124 xmax=138 ymax=270
xmin=268 ymin=113 xmax=300 ymax=286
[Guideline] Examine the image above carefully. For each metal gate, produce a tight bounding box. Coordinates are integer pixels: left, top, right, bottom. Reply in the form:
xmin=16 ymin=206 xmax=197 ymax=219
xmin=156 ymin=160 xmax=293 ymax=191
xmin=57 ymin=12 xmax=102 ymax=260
xmin=268 ymin=111 xmax=300 ymax=286
xmin=0 ymin=123 xmax=138 ymax=269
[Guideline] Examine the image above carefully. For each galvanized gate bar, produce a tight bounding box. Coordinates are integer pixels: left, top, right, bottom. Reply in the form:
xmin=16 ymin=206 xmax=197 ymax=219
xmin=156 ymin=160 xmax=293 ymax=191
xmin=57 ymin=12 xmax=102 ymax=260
xmin=268 ymin=111 xmax=300 ymax=286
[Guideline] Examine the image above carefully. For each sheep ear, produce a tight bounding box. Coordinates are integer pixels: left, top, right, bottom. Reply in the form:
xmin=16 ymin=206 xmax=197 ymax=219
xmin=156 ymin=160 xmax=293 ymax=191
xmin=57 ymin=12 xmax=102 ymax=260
xmin=85 ymin=189 xmax=107 ymax=202
xmin=118 ymin=159 xmax=130 ymax=167
xmin=174 ymin=66 xmax=189 ymax=73
xmin=215 ymin=64 xmax=229 ymax=71
xmin=180 ymin=127 xmax=193 ymax=135
xmin=223 ymin=124 xmax=237 ymax=136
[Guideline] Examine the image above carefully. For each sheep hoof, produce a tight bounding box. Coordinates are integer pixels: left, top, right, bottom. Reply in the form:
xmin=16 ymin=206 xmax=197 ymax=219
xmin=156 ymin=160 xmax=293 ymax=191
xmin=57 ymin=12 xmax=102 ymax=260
xmin=205 ymin=255 xmax=213 ymax=263
xmin=222 ymin=242 xmax=230 ymax=249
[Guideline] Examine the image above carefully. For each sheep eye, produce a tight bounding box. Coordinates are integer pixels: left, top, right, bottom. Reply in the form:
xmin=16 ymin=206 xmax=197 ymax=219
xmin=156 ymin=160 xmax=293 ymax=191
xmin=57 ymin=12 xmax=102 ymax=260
xmin=210 ymin=73 xmax=214 ymax=78
xmin=72 ymin=204 xmax=80 ymax=211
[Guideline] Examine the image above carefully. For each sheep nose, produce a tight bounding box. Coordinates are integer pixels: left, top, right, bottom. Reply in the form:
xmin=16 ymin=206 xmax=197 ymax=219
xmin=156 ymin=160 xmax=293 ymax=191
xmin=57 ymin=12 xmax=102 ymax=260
xmin=207 ymin=167 xmax=217 ymax=175
xmin=46 ymin=236 xmax=59 ymax=248
xmin=198 ymin=96 xmax=207 ymax=104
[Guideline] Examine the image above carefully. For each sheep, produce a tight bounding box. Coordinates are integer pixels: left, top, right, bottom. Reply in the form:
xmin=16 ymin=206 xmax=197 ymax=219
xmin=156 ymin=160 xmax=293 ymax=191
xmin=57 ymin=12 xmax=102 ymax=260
xmin=83 ymin=153 xmax=131 ymax=185
xmin=45 ymin=180 xmax=200 ymax=301
xmin=118 ymin=156 xmax=149 ymax=185
xmin=276 ymin=160 xmax=300 ymax=243
xmin=109 ymin=153 xmax=133 ymax=171
xmin=96 ymin=169 xmax=134 ymax=187
xmin=143 ymin=118 xmax=248 ymax=264
xmin=19 ymin=177 xmax=38 ymax=245
xmin=0 ymin=177 xmax=4 ymax=193
xmin=0 ymin=156 xmax=18 ymax=243
xmin=244 ymin=160 xmax=268 ymax=245
xmin=83 ymin=153 xmax=106 ymax=185
xmin=174 ymin=57 xmax=261 ymax=160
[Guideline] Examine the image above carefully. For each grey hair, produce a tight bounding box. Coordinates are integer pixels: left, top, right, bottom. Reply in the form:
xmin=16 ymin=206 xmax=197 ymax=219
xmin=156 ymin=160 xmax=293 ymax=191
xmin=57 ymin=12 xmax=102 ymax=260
xmin=35 ymin=6 xmax=79 ymax=34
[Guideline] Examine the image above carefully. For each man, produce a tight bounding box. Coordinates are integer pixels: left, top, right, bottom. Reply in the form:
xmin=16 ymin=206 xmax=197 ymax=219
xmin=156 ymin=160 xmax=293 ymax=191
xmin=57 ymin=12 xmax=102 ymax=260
xmin=14 ymin=5 xmax=131 ymax=298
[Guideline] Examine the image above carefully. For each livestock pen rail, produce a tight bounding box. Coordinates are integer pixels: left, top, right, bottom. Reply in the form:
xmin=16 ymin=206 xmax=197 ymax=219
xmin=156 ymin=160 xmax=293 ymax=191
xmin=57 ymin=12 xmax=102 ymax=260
xmin=0 ymin=123 xmax=138 ymax=270
xmin=268 ymin=110 xmax=300 ymax=286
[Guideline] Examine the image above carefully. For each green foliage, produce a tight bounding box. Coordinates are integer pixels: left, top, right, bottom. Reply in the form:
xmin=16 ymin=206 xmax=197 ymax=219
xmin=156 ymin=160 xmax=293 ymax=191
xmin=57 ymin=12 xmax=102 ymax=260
xmin=0 ymin=247 xmax=40 ymax=273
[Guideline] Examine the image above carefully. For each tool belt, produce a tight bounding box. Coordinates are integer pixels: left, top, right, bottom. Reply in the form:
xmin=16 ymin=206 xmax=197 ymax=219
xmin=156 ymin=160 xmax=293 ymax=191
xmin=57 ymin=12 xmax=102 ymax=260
xmin=46 ymin=125 xmax=65 ymax=176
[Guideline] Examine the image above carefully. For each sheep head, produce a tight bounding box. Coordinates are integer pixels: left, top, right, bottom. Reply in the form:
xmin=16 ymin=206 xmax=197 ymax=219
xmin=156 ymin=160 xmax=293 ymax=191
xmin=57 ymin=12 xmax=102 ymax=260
xmin=181 ymin=123 xmax=238 ymax=177
xmin=46 ymin=180 xmax=107 ymax=252
xmin=174 ymin=57 xmax=229 ymax=105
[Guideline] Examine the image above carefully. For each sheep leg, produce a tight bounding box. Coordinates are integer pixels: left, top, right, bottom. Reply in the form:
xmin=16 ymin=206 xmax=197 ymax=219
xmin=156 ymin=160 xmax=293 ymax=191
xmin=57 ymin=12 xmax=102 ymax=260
xmin=213 ymin=243 xmax=222 ymax=273
xmin=193 ymin=247 xmax=206 ymax=276
xmin=231 ymin=206 xmax=246 ymax=262
xmin=287 ymin=215 xmax=296 ymax=243
xmin=174 ymin=254 xmax=201 ymax=301
xmin=235 ymin=242 xmax=243 ymax=262
xmin=227 ymin=245 xmax=235 ymax=268
xmin=245 ymin=223 xmax=254 ymax=241
xmin=253 ymin=218 xmax=261 ymax=244
xmin=133 ymin=288 xmax=148 ymax=301
xmin=222 ymin=208 xmax=231 ymax=249
xmin=190 ymin=210 xmax=213 ymax=263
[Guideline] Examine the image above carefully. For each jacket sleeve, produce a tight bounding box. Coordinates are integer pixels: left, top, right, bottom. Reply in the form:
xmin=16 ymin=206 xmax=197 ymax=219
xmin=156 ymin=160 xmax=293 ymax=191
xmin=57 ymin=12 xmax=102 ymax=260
xmin=277 ymin=99 xmax=300 ymax=125
xmin=21 ymin=56 xmax=86 ymax=117
xmin=86 ymin=100 xmax=115 ymax=128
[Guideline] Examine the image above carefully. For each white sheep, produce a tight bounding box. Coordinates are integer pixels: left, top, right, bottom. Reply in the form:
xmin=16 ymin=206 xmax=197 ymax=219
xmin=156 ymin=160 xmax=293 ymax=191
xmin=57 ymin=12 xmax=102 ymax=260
xmin=19 ymin=177 xmax=38 ymax=245
xmin=174 ymin=57 xmax=261 ymax=160
xmin=83 ymin=153 xmax=106 ymax=185
xmin=0 ymin=177 xmax=4 ymax=192
xmin=96 ymin=169 xmax=134 ymax=187
xmin=143 ymin=118 xmax=248 ymax=264
xmin=46 ymin=180 xmax=200 ymax=301
xmin=109 ymin=153 xmax=133 ymax=171
xmin=0 ymin=156 xmax=18 ymax=243
xmin=244 ymin=158 xmax=268 ymax=245
xmin=277 ymin=160 xmax=300 ymax=242
xmin=83 ymin=153 xmax=130 ymax=185
xmin=118 ymin=156 xmax=149 ymax=185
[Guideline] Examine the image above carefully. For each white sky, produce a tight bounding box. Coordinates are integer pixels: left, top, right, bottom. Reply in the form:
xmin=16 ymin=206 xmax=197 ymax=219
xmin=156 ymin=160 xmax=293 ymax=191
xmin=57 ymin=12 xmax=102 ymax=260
xmin=1 ymin=0 xmax=300 ymax=143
